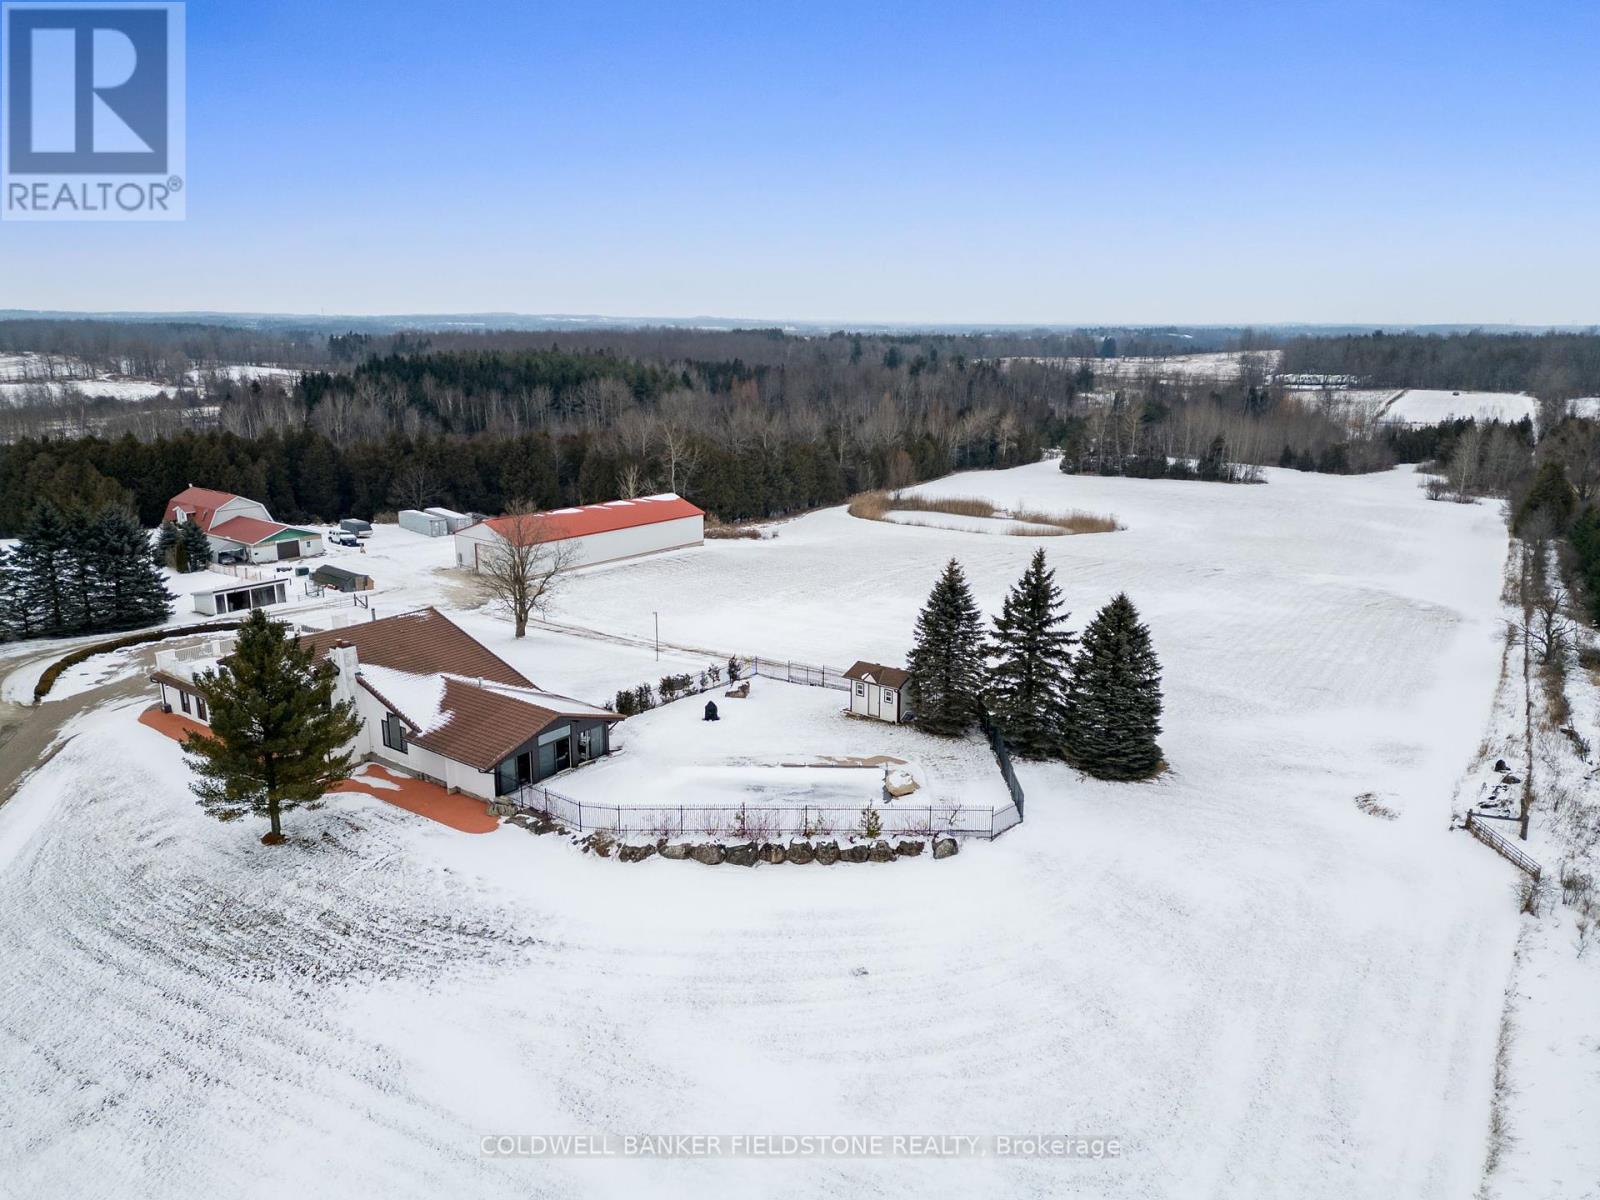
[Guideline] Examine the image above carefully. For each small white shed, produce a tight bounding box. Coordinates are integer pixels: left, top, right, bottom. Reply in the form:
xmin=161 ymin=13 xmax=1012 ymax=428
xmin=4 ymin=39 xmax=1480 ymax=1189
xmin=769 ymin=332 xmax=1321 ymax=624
xmin=843 ymin=661 xmax=909 ymax=724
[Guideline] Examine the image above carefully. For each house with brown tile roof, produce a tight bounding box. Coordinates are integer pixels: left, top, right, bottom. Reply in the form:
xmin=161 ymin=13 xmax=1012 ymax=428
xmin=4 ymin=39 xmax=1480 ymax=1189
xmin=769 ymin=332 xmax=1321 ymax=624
xmin=153 ymin=607 xmax=621 ymax=802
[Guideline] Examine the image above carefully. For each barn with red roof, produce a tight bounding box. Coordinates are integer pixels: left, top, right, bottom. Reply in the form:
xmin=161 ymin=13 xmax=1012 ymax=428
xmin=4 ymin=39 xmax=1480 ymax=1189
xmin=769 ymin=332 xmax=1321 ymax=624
xmin=452 ymin=493 xmax=704 ymax=573
xmin=164 ymin=486 xmax=324 ymax=564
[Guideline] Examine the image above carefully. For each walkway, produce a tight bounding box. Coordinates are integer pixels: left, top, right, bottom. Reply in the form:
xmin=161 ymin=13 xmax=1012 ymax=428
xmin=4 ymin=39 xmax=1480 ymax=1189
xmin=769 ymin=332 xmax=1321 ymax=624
xmin=330 ymin=764 xmax=500 ymax=834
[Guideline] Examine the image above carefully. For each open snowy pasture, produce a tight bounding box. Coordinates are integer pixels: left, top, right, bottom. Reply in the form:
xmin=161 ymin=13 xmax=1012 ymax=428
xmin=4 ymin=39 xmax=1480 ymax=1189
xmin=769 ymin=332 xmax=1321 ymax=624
xmin=1379 ymin=388 xmax=1539 ymax=427
xmin=0 ymin=461 xmax=1530 ymax=1199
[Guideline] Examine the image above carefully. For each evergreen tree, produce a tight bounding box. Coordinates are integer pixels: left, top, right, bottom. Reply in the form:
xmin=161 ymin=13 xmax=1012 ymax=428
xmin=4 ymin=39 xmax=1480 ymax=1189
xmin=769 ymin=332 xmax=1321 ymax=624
xmin=13 ymin=504 xmax=77 ymax=635
xmin=1514 ymin=460 xmax=1576 ymax=535
xmin=154 ymin=519 xmax=181 ymax=567
xmin=1064 ymin=593 xmax=1164 ymax=780
xmin=0 ymin=543 xmax=18 ymax=641
xmin=89 ymin=508 xmax=172 ymax=630
xmin=906 ymin=558 xmax=985 ymax=736
xmin=185 ymin=610 xmax=362 ymax=844
xmin=177 ymin=519 xmax=214 ymax=570
xmin=985 ymin=549 xmax=1075 ymax=758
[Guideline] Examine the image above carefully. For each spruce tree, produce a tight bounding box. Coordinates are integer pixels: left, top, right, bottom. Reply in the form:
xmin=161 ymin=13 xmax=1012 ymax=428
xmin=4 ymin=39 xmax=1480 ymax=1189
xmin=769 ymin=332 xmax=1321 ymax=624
xmin=13 ymin=504 xmax=77 ymax=635
xmin=1064 ymin=593 xmax=1164 ymax=780
xmin=90 ymin=508 xmax=173 ymax=630
xmin=185 ymin=610 xmax=362 ymax=844
xmin=154 ymin=520 xmax=181 ymax=567
xmin=177 ymin=519 xmax=214 ymax=570
xmin=986 ymin=548 xmax=1075 ymax=758
xmin=906 ymin=558 xmax=985 ymax=736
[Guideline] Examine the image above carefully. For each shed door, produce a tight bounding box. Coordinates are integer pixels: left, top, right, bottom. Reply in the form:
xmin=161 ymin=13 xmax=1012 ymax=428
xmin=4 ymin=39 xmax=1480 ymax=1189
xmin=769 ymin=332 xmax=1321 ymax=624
xmin=868 ymin=683 xmax=881 ymax=719
xmin=277 ymin=540 xmax=300 ymax=560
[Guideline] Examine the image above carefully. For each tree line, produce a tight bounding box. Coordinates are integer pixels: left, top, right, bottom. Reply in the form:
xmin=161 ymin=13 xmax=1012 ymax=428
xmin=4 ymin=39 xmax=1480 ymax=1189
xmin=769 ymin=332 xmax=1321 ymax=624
xmin=0 ymin=504 xmax=172 ymax=642
xmin=907 ymin=552 xmax=1165 ymax=780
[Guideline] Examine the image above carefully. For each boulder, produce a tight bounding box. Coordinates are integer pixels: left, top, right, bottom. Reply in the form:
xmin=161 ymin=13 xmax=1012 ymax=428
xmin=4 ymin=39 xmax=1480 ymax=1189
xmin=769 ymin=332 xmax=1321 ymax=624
xmin=815 ymin=840 xmax=841 ymax=866
xmin=760 ymin=842 xmax=787 ymax=865
xmin=724 ymin=842 xmax=759 ymax=867
xmin=1493 ymin=758 xmax=1509 ymax=772
xmin=868 ymin=840 xmax=894 ymax=863
xmin=691 ymin=843 xmax=726 ymax=866
xmin=933 ymin=837 xmax=959 ymax=860
xmin=1502 ymin=773 xmax=1522 ymax=785
xmin=618 ymin=843 xmax=657 ymax=863
xmin=584 ymin=833 xmax=615 ymax=858
xmin=660 ymin=842 xmax=693 ymax=861
xmin=894 ymin=839 xmax=925 ymax=858
xmin=841 ymin=844 xmax=871 ymax=864
xmin=787 ymin=840 xmax=816 ymax=865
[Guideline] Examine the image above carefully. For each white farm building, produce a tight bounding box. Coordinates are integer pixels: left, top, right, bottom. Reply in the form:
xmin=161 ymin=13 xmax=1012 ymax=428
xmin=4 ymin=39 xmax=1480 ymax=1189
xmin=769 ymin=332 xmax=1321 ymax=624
xmin=454 ymin=494 xmax=705 ymax=573
xmin=164 ymin=486 xmax=323 ymax=564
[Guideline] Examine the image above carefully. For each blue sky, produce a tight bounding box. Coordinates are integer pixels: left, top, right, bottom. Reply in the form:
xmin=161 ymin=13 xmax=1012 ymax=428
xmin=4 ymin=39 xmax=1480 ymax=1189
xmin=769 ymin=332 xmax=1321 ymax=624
xmin=4 ymin=0 xmax=1600 ymax=324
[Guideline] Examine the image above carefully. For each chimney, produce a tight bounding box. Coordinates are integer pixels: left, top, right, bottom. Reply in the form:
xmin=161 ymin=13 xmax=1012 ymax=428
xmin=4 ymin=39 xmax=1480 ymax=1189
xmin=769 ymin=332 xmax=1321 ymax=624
xmin=328 ymin=641 xmax=360 ymax=709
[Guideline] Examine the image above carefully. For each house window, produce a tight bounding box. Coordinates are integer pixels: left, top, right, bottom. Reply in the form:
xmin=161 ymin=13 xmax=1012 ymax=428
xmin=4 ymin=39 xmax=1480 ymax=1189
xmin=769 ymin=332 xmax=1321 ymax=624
xmin=381 ymin=712 xmax=408 ymax=753
xmin=195 ymin=696 xmax=208 ymax=722
xmin=179 ymin=690 xmax=191 ymax=715
xmin=855 ymin=681 xmax=865 ymax=696
xmin=883 ymin=690 xmax=896 ymax=702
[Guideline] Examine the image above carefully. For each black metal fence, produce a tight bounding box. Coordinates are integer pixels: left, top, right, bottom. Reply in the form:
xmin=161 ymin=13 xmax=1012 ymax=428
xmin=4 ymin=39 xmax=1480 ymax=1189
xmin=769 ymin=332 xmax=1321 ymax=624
xmin=511 ymin=784 xmax=1015 ymax=840
xmin=977 ymin=709 xmax=1025 ymax=819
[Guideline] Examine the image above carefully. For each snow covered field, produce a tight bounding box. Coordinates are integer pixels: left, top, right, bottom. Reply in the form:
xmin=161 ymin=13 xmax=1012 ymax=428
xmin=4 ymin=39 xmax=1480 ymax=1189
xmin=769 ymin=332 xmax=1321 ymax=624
xmin=1380 ymin=389 xmax=1539 ymax=427
xmin=0 ymin=462 xmax=1533 ymax=1199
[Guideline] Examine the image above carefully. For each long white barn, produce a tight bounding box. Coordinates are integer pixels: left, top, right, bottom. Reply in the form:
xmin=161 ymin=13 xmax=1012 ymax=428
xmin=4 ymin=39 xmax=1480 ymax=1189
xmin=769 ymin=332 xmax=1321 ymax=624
xmin=454 ymin=494 xmax=705 ymax=573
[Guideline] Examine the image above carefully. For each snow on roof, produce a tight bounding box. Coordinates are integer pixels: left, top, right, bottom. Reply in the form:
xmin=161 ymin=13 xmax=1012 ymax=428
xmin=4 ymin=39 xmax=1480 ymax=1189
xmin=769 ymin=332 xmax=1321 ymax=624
xmin=473 ymin=493 xmax=704 ymax=542
xmin=358 ymin=665 xmax=448 ymax=734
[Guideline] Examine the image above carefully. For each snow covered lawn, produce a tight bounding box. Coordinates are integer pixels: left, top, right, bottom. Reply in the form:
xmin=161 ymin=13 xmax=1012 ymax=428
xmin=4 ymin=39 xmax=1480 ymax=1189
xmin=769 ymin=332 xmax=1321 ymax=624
xmin=556 ymin=682 xmax=1011 ymax=836
xmin=0 ymin=461 xmax=1531 ymax=1199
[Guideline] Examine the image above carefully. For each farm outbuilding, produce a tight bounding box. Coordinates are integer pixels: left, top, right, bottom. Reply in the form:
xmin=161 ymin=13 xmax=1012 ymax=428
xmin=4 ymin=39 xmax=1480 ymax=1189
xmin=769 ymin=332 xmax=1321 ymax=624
xmin=164 ymin=486 xmax=323 ymax=564
xmin=424 ymin=506 xmax=475 ymax=533
xmin=454 ymin=494 xmax=705 ymax=573
xmin=398 ymin=509 xmax=450 ymax=537
xmin=843 ymin=661 xmax=909 ymax=724
xmin=312 ymin=564 xmax=374 ymax=593
xmin=187 ymin=576 xmax=289 ymax=616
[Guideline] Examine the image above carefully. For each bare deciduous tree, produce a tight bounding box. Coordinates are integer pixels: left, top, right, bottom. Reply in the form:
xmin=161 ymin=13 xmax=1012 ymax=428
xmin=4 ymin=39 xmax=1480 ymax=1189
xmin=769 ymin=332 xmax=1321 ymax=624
xmin=477 ymin=503 xmax=579 ymax=638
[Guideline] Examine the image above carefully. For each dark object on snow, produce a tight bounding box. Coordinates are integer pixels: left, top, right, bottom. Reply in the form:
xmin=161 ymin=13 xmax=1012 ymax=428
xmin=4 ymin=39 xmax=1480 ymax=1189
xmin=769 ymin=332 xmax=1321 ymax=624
xmin=704 ymin=700 xmax=720 ymax=721
xmin=1502 ymin=773 xmax=1522 ymax=785
xmin=724 ymin=681 xmax=749 ymax=699
xmin=1493 ymin=759 xmax=1508 ymax=772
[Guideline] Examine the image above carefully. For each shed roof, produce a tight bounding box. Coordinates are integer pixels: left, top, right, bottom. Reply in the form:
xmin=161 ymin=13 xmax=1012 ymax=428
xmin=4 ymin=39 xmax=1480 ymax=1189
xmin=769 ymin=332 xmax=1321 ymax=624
xmin=468 ymin=493 xmax=704 ymax=543
xmin=208 ymin=515 xmax=314 ymax=545
xmin=843 ymin=660 xmax=911 ymax=689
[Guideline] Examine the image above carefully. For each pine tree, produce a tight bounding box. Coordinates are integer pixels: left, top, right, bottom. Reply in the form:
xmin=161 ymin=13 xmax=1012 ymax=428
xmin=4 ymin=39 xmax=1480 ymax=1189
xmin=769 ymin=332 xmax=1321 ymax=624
xmin=13 ymin=504 xmax=78 ymax=635
xmin=185 ymin=610 xmax=362 ymax=844
xmin=177 ymin=519 xmax=214 ymax=570
xmin=154 ymin=519 xmax=181 ymax=567
xmin=1064 ymin=593 xmax=1164 ymax=780
xmin=985 ymin=549 xmax=1075 ymax=758
xmin=906 ymin=558 xmax=985 ymax=736
xmin=89 ymin=508 xmax=172 ymax=630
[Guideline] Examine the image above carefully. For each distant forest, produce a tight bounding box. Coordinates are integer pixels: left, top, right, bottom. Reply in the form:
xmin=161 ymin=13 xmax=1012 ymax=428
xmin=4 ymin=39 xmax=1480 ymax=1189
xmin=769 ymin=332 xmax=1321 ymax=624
xmin=4 ymin=322 xmax=1600 ymax=535
xmin=1278 ymin=331 xmax=1600 ymax=397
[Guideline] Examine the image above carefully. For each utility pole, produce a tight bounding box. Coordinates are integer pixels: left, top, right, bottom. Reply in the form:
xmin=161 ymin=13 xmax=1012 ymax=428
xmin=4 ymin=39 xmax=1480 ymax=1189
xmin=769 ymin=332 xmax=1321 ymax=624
xmin=654 ymin=611 xmax=659 ymax=661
